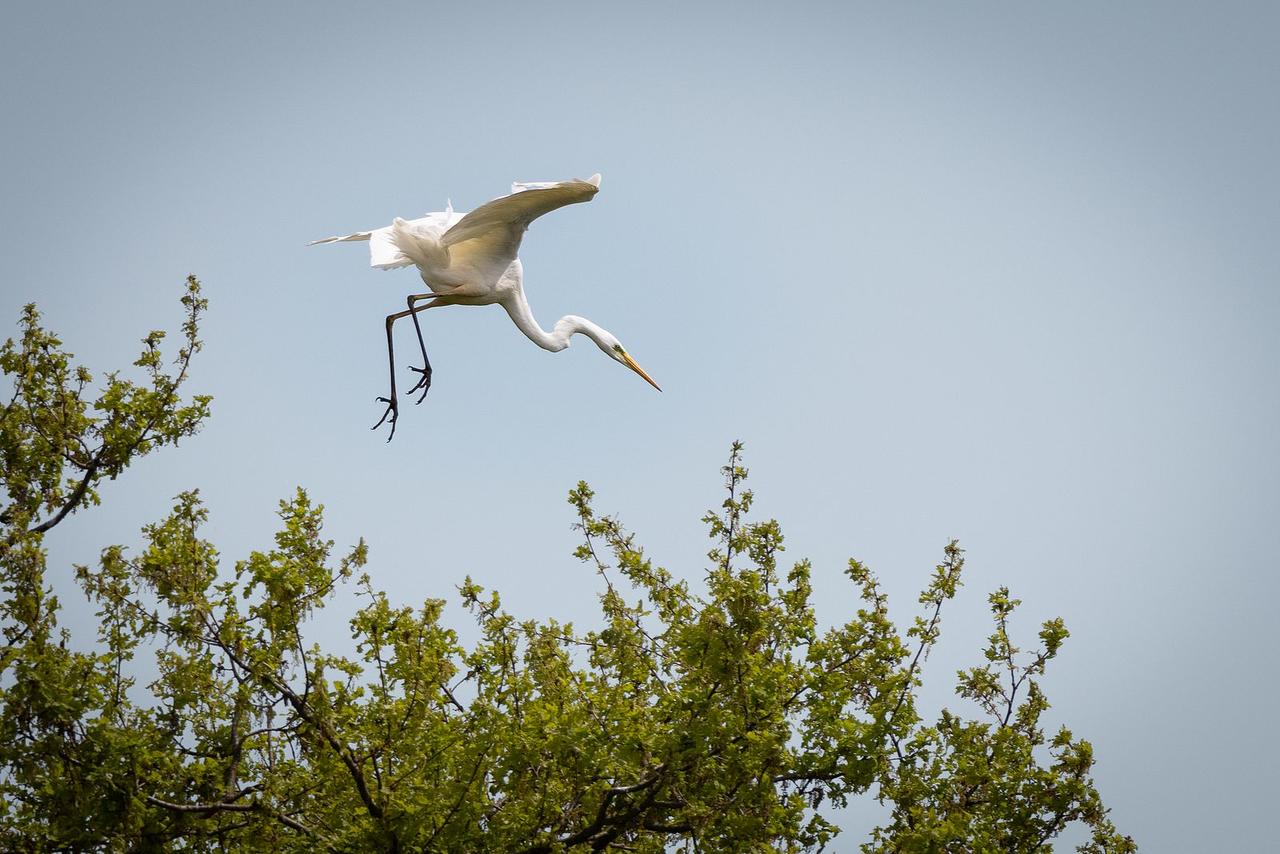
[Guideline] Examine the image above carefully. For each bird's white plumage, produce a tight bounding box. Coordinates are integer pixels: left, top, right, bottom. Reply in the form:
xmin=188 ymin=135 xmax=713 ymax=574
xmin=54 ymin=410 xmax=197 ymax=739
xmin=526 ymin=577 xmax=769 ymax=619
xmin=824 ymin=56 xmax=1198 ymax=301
xmin=309 ymin=173 xmax=658 ymax=437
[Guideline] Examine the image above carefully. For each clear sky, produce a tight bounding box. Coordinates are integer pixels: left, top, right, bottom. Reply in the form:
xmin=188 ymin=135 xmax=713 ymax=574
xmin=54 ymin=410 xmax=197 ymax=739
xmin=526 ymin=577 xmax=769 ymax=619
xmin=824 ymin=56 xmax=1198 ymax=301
xmin=2 ymin=2 xmax=1276 ymax=849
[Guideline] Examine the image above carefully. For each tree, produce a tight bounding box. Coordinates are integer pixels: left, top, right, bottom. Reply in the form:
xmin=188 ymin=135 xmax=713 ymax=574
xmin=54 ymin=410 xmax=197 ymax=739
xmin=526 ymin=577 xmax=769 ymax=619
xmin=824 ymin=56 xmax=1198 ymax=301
xmin=0 ymin=280 xmax=1135 ymax=852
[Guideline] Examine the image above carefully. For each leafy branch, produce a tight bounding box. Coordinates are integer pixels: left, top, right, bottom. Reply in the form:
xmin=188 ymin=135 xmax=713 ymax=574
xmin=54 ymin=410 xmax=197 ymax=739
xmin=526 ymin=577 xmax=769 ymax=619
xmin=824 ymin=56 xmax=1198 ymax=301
xmin=0 ymin=287 xmax=1134 ymax=851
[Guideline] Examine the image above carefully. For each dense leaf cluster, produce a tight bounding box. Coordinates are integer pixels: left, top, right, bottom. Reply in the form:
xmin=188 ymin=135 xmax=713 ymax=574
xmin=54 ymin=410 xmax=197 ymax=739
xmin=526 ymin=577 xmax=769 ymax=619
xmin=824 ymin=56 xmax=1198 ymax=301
xmin=0 ymin=283 xmax=1135 ymax=851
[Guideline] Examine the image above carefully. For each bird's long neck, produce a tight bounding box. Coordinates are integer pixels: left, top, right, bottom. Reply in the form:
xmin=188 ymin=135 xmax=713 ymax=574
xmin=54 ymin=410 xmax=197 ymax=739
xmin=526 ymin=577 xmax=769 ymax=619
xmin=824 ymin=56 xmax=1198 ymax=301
xmin=500 ymin=286 xmax=607 ymax=353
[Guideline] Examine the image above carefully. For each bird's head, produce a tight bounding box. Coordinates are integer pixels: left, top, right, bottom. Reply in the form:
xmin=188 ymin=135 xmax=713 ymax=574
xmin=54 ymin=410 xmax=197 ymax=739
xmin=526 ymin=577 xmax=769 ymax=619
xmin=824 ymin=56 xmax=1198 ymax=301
xmin=608 ymin=341 xmax=662 ymax=392
xmin=591 ymin=327 xmax=661 ymax=392
xmin=555 ymin=315 xmax=661 ymax=392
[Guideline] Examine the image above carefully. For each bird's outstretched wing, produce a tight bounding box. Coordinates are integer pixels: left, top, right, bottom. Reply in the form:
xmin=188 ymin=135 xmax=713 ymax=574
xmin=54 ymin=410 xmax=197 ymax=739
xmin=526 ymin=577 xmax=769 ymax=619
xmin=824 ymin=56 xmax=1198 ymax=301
xmin=310 ymin=227 xmax=417 ymax=270
xmin=441 ymin=174 xmax=601 ymax=264
xmin=309 ymin=209 xmax=461 ymax=270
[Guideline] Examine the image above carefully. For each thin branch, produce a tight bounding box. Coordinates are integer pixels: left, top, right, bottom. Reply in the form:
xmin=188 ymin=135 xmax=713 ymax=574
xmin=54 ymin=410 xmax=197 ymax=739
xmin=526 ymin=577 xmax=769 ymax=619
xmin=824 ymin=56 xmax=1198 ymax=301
xmin=146 ymin=794 xmax=256 ymax=814
xmin=439 ymin=681 xmax=466 ymax=713
xmin=27 ymin=455 xmax=102 ymax=536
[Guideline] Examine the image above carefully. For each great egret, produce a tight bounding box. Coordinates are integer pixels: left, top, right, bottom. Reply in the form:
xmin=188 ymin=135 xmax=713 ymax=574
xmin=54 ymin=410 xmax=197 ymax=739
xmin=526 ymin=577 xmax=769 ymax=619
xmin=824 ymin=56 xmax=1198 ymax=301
xmin=310 ymin=173 xmax=660 ymax=439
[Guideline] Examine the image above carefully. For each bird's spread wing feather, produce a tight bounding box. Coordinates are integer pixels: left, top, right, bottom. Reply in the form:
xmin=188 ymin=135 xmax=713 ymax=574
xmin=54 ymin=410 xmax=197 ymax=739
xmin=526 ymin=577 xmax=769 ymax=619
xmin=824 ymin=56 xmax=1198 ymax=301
xmin=510 ymin=174 xmax=600 ymax=193
xmin=310 ymin=208 xmax=462 ymax=271
xmin=310 ymin=226 xmax=417 ymax=270
xmin=307 ymin=231 xmax=373 ymax=245
xmin=441 ymin=175 xmax=601 ymax=265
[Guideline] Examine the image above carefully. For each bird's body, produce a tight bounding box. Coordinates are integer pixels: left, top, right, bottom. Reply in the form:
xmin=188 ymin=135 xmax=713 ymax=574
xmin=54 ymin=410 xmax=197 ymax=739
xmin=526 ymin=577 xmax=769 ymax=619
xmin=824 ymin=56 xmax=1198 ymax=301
xmin=310 ymin=174 xmax=659 ymax=438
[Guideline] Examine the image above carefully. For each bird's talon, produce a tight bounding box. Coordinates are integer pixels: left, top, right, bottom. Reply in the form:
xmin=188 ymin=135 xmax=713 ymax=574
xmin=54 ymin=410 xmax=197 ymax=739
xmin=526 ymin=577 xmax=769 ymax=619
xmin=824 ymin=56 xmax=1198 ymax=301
xmin=406 ymin=365 xmax=433 ymax=399
xmin=372 ymin=396 xmax=399 ymax=438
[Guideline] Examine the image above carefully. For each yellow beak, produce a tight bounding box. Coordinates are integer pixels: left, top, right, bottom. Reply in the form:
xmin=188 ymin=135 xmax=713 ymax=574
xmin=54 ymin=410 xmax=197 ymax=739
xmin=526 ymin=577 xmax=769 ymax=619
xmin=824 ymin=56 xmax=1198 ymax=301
xmin=621 ymin=352 xmax=662 ymax=392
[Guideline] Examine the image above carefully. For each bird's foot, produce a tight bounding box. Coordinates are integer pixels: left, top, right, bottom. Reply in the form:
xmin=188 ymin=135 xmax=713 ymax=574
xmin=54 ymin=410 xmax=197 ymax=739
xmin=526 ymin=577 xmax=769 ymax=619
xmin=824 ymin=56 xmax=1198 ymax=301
xmin=372 ymin=396 xmax=398 ymax=441
xmin=407 ymin=365 xmax=432 ymax=404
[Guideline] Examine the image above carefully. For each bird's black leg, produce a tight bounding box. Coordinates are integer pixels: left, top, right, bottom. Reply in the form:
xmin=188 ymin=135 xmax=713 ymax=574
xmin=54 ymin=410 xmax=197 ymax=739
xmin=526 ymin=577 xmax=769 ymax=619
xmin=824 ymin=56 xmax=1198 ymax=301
xmin=373 ymin=311 xmax=403 ymax=440
xmin=405 ymin=292 xmax=437 ymax=402
xmin=374 ymin=298 xmax=445 ymax=440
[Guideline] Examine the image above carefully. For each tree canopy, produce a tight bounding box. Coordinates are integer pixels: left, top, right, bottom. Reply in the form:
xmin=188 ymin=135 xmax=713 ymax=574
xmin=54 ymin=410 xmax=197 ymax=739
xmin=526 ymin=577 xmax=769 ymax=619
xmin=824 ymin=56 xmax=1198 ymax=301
xmin=0 ymin=280 xmax=1135 ymax=852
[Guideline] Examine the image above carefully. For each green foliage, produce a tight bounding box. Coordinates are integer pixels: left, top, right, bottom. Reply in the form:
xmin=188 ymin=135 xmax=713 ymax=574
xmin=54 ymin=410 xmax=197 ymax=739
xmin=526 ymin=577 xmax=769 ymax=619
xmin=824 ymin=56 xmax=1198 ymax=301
xmin=1 ymin=276 xmax=210 ymax=543
xmin=0 ymin=287 xmax=1135 ymax=851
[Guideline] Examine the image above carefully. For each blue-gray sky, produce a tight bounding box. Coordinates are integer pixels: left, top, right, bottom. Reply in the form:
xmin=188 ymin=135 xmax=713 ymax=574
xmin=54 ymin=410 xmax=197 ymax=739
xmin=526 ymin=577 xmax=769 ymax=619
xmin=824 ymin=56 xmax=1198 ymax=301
xmin=2 ymin=2 xmax=1276 ymax=849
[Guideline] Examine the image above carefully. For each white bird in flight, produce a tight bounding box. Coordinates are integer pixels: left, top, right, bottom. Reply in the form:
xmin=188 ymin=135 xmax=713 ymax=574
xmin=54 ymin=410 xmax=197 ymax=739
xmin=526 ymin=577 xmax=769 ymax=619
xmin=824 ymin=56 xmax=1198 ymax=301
xmin=310 ymin=173 xmax=661 ymax=439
